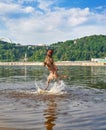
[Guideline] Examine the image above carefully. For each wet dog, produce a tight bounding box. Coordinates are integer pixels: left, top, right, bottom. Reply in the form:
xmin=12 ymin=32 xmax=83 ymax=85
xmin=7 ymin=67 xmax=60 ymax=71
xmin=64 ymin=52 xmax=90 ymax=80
xmin=44 ymin=49 xmax=68 ymax=90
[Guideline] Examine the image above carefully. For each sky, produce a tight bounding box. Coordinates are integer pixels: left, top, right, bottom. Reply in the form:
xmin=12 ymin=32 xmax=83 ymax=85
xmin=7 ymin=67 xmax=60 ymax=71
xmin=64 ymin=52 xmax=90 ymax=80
xmin=0 ymin=0 xmax=106 ymax=45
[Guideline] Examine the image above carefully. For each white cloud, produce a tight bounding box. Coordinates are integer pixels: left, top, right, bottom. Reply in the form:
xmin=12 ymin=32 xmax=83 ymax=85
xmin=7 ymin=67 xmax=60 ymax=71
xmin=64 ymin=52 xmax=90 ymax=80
xmin=63 ymin=8 xmax=90 ymax=26
xmin=0 ymin=0 xmax=106 ymax=45
xmin=37 ymin=0 xmax=54 ymax=12
xmin=0 ymin=1 xmax=35 ymax=15
xmin=24 ymin=6 xmax=35 ymax=13
xmin=0 ymin=2 xmax=20 ymax=14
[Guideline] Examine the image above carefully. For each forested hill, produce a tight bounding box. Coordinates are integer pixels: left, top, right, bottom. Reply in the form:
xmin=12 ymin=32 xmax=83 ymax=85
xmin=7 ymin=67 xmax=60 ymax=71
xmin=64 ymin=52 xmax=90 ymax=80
xmin=0 ymin=35 xmax=106 ymax=62
xmin=51 ymin=35 xmax=106 ymax=61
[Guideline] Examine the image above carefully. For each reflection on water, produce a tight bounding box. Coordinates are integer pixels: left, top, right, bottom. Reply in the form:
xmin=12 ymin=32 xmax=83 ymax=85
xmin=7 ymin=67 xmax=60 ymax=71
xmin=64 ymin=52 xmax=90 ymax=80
xmin=44 ymin=100 xmax=57 ymax=130
xmin=0 ymin=66 xmax=106 ymax=130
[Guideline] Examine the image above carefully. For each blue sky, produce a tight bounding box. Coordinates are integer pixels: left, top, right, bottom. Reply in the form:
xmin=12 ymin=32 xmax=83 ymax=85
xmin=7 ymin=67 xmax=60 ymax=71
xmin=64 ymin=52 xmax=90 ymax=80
xmin=0 ymin=0 xmax=106 ymax=45
xmin=56 ymin=0 xmax=104 ymax=9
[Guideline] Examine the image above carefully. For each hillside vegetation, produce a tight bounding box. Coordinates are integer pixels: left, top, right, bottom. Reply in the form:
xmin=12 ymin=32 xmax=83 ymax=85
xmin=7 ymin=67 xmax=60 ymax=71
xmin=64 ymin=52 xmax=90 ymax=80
xmin=0 ymin=35 xmax=106 ymax=62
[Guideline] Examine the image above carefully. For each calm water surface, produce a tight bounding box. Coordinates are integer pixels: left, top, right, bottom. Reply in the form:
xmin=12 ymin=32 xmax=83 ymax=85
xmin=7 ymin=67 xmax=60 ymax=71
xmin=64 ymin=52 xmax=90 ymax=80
xmin=0 ymin=66 xmax=106 ymax=130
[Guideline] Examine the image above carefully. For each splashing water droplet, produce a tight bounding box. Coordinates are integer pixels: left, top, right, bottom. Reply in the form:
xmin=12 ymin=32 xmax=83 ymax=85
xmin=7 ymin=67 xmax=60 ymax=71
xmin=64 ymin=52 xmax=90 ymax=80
xmin=35 ymin=80 xmax=68 ymax=94
xmin=49 ymin=80 xmax=68 ymax=94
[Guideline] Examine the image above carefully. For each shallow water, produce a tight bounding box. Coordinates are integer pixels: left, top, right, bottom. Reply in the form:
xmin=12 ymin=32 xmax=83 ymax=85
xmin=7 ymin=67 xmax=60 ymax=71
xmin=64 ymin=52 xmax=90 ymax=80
xmin=0 ymin=66 xmax=106 ymax=130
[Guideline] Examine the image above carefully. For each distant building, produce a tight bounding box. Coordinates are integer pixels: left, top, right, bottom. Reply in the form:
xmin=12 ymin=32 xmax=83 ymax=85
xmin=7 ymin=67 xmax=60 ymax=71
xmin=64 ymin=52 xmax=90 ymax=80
xmin=91 ymin=57 xmax=106 ymax=63
xmin=74 ymin=40 xmax=77 ymax=44
xmin=23 ymin=53 xmax=28 ymax=62
xmin=36 ymin=44 xmax=46 ymax=46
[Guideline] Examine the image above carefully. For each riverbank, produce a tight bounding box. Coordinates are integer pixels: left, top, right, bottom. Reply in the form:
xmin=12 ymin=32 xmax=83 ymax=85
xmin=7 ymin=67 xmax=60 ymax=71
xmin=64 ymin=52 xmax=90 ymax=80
xmin=0 ymin=61 xmax=105 ymax=66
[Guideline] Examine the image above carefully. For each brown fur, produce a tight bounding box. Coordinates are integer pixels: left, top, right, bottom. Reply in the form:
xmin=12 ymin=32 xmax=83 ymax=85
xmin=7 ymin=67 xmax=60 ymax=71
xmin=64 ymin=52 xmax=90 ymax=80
xmin=44 ymin=50 xmax=68 ymax=90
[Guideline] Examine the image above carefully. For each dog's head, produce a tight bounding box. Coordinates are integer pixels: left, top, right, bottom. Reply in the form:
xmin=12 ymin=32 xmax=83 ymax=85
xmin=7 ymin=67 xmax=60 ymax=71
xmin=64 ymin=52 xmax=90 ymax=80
xmin=46 ymin=49 xmax=54 ymax=56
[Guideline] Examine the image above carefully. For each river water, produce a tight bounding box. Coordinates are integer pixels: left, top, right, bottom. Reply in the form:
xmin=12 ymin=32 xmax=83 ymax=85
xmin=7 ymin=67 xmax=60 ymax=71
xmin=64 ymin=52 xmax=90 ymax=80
xmin=0 ymin=66 xmax=106 ymax=130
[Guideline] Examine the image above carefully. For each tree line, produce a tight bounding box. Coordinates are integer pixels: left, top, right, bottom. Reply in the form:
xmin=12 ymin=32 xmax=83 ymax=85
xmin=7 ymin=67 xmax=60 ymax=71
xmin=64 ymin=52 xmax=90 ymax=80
xmin=0 ymin=35 xmax=106 ymax=62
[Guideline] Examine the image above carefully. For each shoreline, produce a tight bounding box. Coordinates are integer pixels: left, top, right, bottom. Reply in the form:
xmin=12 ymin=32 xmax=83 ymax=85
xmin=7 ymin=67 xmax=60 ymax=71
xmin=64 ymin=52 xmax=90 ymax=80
xmin=0 ymin=61 xmax=105 ymax=66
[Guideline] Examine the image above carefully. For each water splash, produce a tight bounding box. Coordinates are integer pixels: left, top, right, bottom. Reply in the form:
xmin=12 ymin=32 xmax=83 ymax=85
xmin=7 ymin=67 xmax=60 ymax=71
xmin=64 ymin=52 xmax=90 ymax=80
xmin=35 ymin=80 xmax=68 ymax=95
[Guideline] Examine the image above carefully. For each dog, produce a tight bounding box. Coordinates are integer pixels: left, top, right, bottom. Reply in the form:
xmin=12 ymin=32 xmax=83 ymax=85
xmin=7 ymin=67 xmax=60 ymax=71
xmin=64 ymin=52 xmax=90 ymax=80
xmin=44 ymin=49 xmax=67 ymax=90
